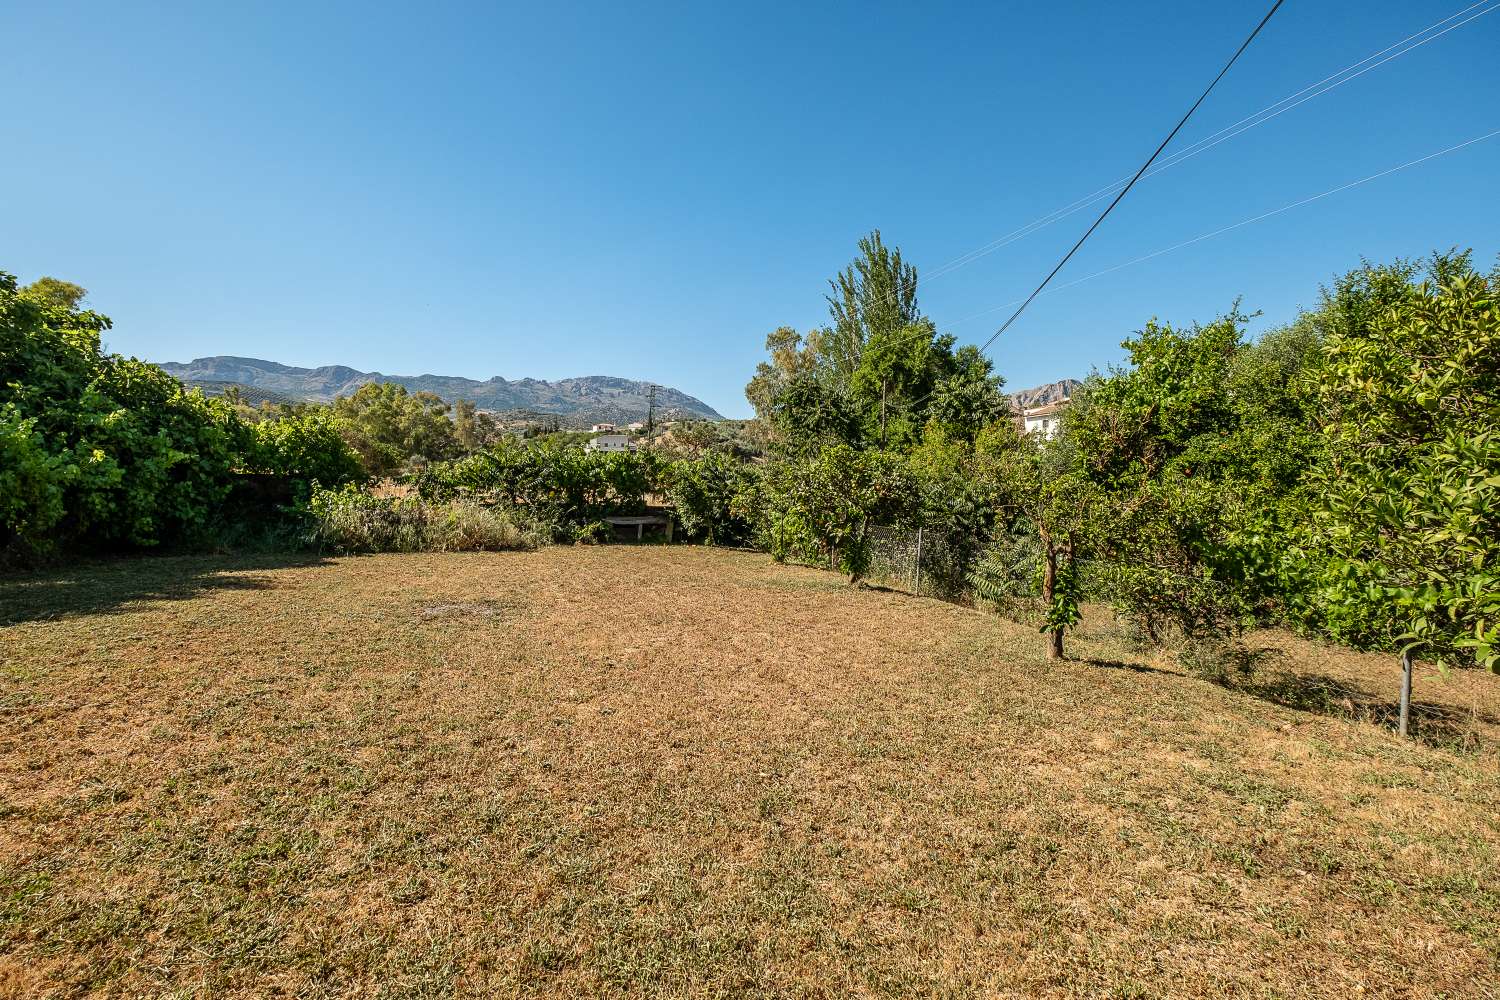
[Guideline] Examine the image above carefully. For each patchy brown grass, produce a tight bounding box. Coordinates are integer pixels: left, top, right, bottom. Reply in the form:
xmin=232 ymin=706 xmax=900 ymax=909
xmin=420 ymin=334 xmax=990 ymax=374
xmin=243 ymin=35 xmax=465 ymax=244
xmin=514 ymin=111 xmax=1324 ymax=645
xmin=1 ymin=547 xmax=1497 ymax=998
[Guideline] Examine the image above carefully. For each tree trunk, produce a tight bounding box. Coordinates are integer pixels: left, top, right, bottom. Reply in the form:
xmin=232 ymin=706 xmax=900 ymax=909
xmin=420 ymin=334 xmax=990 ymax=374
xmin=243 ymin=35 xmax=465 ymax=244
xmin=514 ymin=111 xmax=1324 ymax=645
xmin=1398 ymin=648 xmax=1414 ymax=738
xmin=880 ymin=378 xmax=888 ymax=448
xmin=1042 ymin=536 xmax=1062 ymax=659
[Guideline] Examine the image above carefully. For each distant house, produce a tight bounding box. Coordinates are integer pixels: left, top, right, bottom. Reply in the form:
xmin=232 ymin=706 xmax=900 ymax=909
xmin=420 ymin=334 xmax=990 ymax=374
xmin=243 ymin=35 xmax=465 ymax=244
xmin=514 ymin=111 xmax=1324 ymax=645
xmin=590 ymin=423 xmax=617 ymax=433
xmin=586 ymin=432 xmax=635 ymax=453
xmin=1023 ymin=398 xmax=1069 ymax=439
xmin=626 ymin=421 xmax=646 ymax=432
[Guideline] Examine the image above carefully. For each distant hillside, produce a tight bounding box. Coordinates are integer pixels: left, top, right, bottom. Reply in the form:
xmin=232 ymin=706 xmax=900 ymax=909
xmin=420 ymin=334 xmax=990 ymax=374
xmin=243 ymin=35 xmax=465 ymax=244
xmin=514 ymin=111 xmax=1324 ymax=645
xmin=157 ymin=356 xmax=724 ymax=423
xmin=1010 ymin=379 xmax=1081 ymax=410
xmin=184 ymin=379 xmax=298 ymax=408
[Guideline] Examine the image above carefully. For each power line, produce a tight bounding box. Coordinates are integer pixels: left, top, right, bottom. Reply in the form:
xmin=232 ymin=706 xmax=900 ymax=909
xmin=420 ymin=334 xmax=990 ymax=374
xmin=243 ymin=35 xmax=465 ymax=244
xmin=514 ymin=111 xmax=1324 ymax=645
xmin=972 ymin=0 xmax=1286 ymax=357
xmin=878 ymin=0 xmax=1285 ymax=419
xmin=856 ymin=0 xmax=1495 ymax=331
xmin=918 ymin=0 xmax=1497 ymax=290
xmin=944 ymin=128 xmax=1500 ymax=329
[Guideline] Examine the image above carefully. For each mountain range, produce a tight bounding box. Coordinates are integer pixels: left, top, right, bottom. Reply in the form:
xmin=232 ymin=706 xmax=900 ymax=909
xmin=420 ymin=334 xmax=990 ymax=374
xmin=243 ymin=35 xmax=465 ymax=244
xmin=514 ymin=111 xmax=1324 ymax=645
xmin=1010 ymin=378 xmax=1081 ymax=409
xmin=159 ymin=356 xmax=1079 ymax=425
xmin=157 ymin=356 xmax=725 ymax=424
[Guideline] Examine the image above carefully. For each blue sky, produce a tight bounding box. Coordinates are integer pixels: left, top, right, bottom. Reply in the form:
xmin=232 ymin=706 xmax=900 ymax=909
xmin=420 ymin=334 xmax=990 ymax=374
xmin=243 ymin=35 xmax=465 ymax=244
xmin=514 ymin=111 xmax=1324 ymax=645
xmin=4 ymin=1 xmax=1497 ymax=418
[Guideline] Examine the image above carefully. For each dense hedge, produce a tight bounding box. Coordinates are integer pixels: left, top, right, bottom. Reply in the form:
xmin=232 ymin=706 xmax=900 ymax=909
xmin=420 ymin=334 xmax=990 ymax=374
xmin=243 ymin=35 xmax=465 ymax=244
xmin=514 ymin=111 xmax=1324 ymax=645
xmin=1 ymin=271 xmax=361 ymax=556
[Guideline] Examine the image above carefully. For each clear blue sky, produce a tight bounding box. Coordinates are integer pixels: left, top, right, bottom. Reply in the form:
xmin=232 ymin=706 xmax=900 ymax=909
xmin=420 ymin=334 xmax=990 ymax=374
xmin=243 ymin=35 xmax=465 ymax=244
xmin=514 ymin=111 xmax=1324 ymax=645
xmin=4 ymin=1 xmax=1497 ymax=418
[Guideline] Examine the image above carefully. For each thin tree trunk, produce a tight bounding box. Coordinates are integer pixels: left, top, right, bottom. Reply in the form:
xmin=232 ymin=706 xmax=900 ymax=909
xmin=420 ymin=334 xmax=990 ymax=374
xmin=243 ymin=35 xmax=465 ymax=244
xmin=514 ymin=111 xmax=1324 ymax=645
xmin=880 ymin=378 xmax=888 ymax=448
xmin=1042 ymin=536 xmax=1062 ymax=659
xmin=1399 ymin=648 xmax=1414 ymax=738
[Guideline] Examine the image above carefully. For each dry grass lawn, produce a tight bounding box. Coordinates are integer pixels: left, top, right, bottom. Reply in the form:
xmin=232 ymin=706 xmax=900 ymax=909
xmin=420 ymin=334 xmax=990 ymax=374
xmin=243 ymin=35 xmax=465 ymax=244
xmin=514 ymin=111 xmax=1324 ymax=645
xmin=1 ymin=546 xmax=1498 ymax=998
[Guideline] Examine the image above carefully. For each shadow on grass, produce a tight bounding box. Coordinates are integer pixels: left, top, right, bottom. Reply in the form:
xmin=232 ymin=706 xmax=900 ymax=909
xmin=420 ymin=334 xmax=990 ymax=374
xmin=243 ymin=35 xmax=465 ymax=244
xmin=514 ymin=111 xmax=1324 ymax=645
xmin=0 ymin=551 xmax=331 ymax=626
xmin=1226 ymin=669 xmax=1492 ymax=751
xmin=1081 ymin=657 xmax=1180 ymax=678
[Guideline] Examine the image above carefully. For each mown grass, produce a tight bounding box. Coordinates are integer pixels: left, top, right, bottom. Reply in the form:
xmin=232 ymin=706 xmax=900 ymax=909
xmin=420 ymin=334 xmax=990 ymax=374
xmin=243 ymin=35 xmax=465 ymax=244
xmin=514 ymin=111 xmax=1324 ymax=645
xmin=1 ymin=547 xmax=1497 ymax=997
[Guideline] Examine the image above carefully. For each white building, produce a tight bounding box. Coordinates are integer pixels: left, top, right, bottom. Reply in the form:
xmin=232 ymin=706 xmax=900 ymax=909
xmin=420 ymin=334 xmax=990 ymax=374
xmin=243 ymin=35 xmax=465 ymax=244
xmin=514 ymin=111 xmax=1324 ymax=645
xmin=626 ymin=421 xmax=646 ymax=432
xmin=1023 ymin=399 xmax=1069 ymax=440
xmin=590 ymin=423 xmax=617 ymax=433
xmin=586 ymin=432 xmax=635 ymax=453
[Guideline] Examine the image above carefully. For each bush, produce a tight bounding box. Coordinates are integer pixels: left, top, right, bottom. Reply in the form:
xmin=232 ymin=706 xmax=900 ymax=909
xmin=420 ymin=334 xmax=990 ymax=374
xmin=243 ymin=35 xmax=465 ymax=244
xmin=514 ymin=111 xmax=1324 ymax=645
xmin=663 ymin=452 xmax=758 ymax=545
xmin=0 ymin=403 xmax=66 ymax=551
xmin=1 ymin=272 xmax=252 ymax=552
xmin=967 ymin=525 xmax=1044 ymax=617
xmin=416 ymin=441 xmax=659 ymax=541
xmin=305 ymin=485 xmax=541 ymax=554
xmin=251 ymin=409 xmax=365 ymax=498
xmin=757 ymin=445 xmax=917 ymax=582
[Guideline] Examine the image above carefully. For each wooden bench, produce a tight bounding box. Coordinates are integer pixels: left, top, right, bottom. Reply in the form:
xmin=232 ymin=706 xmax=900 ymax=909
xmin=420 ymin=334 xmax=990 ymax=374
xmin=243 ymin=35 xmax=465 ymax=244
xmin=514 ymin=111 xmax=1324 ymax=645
xmin=603 ymin=514 xmax=674 ymax=542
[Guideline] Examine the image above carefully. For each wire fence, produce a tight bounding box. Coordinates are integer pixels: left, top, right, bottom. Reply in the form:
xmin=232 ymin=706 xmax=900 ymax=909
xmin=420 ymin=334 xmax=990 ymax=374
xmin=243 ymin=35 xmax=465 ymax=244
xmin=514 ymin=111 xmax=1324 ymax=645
xmin=865 ymin=525 xmax=974 ymax=601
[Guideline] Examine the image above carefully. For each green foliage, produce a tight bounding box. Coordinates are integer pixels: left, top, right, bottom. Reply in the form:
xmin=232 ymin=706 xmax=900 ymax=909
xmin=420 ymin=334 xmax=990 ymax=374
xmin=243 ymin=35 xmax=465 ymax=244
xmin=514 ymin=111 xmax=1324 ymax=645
xmin=907 ymin=425 xmax=1003 ymax=594
xmin=416 ymin=440 xmax=659 ymax=542
xmin=967 ymin=526 xmax=1044 ymax=611
xmin=1065 ymin=306 xmax=1306 ymax=644
xmin=925 ymin=345 xmax=1008 ymax=443
xmin=0 ymin=272 xmax=250 ymax=552
xmin=0 ymin=403 xmax=66 ymax=545
xmin=980 ymin=434 xmax=1095 ymax=655
xmin=1307 ymin=258 xmax=1500 ymax=670
xmin=250 ymin=409 xmax=365 ymax=498
xmin=745 ymin=231 xmax=1008 ymax=455
xmin=662 ymin=451 xmax=759 ymax=545
xmin=332 ymin=382 xmax=460 ymax=476
xmin=305 ymin=484 xmax=540 ymax=554
xmin=23 ymin=276 xmax=87 ymax=311
xmin=826 ymin=229 xmax=919 ymax=385
xmin=757 ymin=444 xmax=917 ymax=583
xmin=764 ymin=371 xmax=861 ymax=457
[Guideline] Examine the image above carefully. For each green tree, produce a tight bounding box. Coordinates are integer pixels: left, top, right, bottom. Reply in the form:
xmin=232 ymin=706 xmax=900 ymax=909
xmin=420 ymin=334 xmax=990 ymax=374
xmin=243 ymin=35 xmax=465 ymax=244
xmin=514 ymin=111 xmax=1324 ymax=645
xmin=23 ymin=276 xmax=87 ymax=311
xmin=973 ymin=432 xmax=1093 ymax=659
xmin=332 ymin=382 xmax=460 ymax=476
xmin=826 ymin=229 xmax=919 ymax=385
xmin=747 ymin=233 xmax=1008 ymax=453
xmin=745 ymin=325 xmax=825 ymax=421
xmin=759 ymin=444 xmax=916 ymax=584
xmin=0 ymin=271 xmax=249 ymax=551
xmin=663 ymin=451 xmax=758 ymax=545
xmin=452 ymin=398 xmax=499 ymax=453
xmin=251 ymin=409 xmax=365 ymax=498
xmin=1305 ymin=256 xmax=1499 ymax=731
xmin=1065 ymin=309 xmax=1272 ymax=653
xmin=925 ymin=344 xmax=1008 ymax=443
xmin=764 ymin=371 xmax=861 ymax=458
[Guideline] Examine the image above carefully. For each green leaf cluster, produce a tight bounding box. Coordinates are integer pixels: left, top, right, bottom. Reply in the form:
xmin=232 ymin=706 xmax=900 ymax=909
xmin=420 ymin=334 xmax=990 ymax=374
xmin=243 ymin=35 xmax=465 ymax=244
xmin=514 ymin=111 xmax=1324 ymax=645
xmin=1306 ymin=257 xmax=1500 ymax=669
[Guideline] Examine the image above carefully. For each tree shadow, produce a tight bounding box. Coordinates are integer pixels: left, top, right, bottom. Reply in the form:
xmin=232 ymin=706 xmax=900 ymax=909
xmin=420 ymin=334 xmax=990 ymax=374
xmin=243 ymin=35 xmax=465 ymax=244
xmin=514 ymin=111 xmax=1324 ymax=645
xmin=0 ymin=551 xmax=332 ymax=626
xmin=1226 ymin=669 xmax=1493 ymax=751
xmin=1080 ymin=657 xmax=1180 ymax=678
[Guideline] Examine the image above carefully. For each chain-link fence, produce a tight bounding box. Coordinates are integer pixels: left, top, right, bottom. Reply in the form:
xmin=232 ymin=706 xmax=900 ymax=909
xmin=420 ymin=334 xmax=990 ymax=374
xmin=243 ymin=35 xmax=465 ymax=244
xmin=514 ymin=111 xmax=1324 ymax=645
xmin=865 ymin=525 xmax=975 ymax=600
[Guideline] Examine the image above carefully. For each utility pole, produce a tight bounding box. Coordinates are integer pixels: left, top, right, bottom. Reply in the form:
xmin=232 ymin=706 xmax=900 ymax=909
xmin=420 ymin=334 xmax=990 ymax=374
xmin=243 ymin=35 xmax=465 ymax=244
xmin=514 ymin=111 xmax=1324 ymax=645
xmin=646 ymin=384 xmax=658 ymax=448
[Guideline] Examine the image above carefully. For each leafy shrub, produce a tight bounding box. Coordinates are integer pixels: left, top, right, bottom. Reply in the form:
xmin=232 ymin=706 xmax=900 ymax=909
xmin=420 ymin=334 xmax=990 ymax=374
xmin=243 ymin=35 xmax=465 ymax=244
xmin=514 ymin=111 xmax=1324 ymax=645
xmin=757 ymin=445 xmax=917 ymax=582
xmin=0 ymin=403 xmax=66 ymax=551
xmin=416 ymin=441 xmax=659 ymax=541
xmin=251 ymin=409 xmax=365 ymax=498
xmin=967 ymin=526 xmax=1044 ymax=616
xmin=1306 ymin=263 xmax=1500 ymax=670
xmin=305 ymin=484 xmax=541 ymax=554
xmin=663 ymin=452 xmax=758 ymax=545
xmin=1 ymin=273 xmax=250 ymax=552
